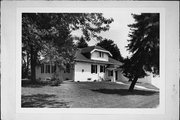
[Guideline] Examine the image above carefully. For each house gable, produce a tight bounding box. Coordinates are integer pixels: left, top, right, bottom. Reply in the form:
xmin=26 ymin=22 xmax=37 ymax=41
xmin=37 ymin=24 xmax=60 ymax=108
xmin=91 ymin=50 xmax=109 ymax=61
xmin=77 ymin=46 xmax=114 ymax=62
xmin=90 ymin=48 xmax=112 ymax=56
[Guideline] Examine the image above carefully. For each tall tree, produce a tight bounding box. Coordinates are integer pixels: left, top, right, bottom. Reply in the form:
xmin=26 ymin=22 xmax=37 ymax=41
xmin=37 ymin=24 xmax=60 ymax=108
xmin=22 ymin=13 xmax=113 ymax=82
xmin=96 ymin=39 xmax=123 ymax=61
xmin=76 ymin=37 xmax=88 ymax=48
xmin=120 ymin=57 xmax=134 ymax=81
xmin=121 ymin=13 xmax=159 ymax=92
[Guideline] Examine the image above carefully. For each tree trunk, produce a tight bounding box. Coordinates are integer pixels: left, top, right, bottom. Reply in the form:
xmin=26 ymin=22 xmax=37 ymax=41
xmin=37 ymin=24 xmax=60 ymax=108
xmin=26 ymin=52 xmax=30 ymax=78
xmin=30 ymin=46 xmax=37 ymax=83
xmin=128 ymin=76 xmax=138 ymax=92
xmin=128 ymin=77 xmax=132 ymax=82
xmin=22 ymin=56 xmax=27 ymax=78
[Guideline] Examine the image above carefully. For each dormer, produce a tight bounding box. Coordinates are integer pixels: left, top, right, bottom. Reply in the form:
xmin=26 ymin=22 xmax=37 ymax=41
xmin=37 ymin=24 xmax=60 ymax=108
xmin=90 ymin=48 xmax=112 ymax=61
xmin=80 ymin=46 xmax=112 ymax=62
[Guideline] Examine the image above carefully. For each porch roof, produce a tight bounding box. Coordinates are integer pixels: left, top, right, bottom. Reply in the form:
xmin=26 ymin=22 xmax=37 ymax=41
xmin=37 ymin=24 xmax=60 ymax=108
xmin=106 ymin=64 xmax=120 ymax=70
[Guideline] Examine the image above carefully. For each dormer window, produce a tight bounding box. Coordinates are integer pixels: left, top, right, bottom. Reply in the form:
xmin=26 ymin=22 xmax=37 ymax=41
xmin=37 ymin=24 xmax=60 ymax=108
xmin=99 ymin=52 xmax=104 ymax=58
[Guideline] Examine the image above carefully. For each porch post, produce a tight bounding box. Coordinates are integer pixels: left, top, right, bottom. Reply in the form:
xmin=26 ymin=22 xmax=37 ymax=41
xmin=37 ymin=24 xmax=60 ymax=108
xmin=113 ymin=70 xmax=116 ymax=82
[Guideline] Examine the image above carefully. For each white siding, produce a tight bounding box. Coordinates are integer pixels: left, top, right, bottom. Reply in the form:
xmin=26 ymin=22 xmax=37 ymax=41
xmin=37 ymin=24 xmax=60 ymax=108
xmin=91 ymin=51 xmax=108 ymax=61
xmin=74 ymin=62 xmax=106 ymax=82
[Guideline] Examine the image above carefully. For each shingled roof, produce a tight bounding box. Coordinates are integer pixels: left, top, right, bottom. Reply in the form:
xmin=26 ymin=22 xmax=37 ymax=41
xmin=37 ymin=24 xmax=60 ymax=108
xmin=81 ymin=46 xmax=107 ymax=53
xmin=75 ymin=46 xmax=122 ymax=65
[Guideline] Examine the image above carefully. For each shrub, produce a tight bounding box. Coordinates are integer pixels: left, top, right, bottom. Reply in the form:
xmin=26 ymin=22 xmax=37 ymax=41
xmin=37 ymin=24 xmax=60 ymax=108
xmin=50 ymin=73 xmax=63 ymax=86
xmin=50 ymin=78 xmax=63 ymax=86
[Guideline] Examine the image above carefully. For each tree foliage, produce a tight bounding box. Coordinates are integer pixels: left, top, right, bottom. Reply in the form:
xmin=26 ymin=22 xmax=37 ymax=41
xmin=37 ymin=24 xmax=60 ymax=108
xmin=121 ymin=13 xmax=159 ymax=91
xmin=76 ymin=37 xmax=88 ymax=48
xmin=22 ymin=13 xmax=113 ymax=81
xmin=96 ymin=39 xmax=123 ymax=61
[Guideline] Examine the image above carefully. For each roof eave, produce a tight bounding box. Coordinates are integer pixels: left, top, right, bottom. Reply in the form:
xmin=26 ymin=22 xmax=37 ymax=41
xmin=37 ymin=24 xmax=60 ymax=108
xmin=75 ymin=59 xmax=121 ymax=65
xmin=90 ymin=49 xmax=112 ymax=57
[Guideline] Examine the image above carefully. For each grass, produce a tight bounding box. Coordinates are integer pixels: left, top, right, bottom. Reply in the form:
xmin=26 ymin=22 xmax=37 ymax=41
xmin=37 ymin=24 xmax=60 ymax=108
xmin=22 ymin=81 xmax=159 ymax=108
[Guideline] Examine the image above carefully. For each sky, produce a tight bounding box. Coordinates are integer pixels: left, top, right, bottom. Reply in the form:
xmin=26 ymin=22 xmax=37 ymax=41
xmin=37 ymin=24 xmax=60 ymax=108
xmin=90 ymin=11 xmax=135 ymax=58
xmin=72 ymin=9 xmax=141 ymax=58
xmin=88 ymin=11 xmax=141 ymax=58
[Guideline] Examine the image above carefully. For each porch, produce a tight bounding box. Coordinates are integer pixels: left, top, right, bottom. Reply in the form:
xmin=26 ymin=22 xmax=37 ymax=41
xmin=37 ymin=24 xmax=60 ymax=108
xmin=105 ymin=64 xmax=121 ymax=82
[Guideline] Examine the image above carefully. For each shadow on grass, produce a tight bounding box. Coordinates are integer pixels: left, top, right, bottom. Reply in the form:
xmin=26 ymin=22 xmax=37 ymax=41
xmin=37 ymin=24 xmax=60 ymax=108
xmin=91 ymin=89 xmax=159 ymax=96
xmin=22 ymin=94 xmax=70 ymax=108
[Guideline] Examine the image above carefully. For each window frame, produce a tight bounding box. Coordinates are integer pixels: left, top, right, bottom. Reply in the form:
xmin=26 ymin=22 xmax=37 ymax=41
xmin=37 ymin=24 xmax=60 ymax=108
xmin=41 ymin=64 xmax=44 ymax=73
xmin=99 ymin=52 xmax=104 ymax=58
xmin=100 ymin=65 xmax=105 ymax=73
xmin=51 ymin=65 xmax=56 ymax=73
xmin=91 ymin=64 xmax=97 ymax=74
xmin=45 ymin=64 xmax=51 ymax=73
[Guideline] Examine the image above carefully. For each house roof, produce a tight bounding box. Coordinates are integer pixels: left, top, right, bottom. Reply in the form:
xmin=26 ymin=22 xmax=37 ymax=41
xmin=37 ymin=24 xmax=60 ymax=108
xmin=81 ymin=46 xmax=107 ymax=53
xmin=75 ymin=46 xmax=122 ymax=65
xmin=80 ymin=46 xmax=112 ymax=56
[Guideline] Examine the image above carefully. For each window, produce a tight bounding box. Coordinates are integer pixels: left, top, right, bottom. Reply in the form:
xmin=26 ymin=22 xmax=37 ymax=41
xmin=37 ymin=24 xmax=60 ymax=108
xmin=41 ymin=64 xmax=44 ymax=73
xmin=91 ymin=65 xmax=97 ymax=74
xmin=102 ymin=53 xmax=104 ymax=57
xmin=108 ymin=70 xmax=113 ymax=76
xmin=51 ymin=65 xmax=56 ymax=73
xmin=100 ymin=65 xmax=105 ymax=73
xmin=65 ymin=64 xmax=70 ymax=73
xmin=99 ymin=52 xmax=104 ymax=58
xmin=45 ymin=64 xmax=50 ymax=73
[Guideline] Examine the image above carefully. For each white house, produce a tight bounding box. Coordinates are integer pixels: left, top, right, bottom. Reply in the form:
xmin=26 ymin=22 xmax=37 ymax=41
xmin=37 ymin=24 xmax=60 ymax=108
xmin=36 ymin=46 xmax=123 ymax=82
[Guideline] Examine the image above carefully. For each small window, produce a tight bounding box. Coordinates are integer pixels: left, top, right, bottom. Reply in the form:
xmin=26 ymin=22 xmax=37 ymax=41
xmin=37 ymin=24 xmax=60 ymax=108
xmin=108 ymin=70 xmax=113 ymax=76
xmin=91 ymin=65 xmax=97 ymax=74
xmin=45 ymin=64 xmax=51 ymax=73
xmin=99 ymin=52 xmax=104 ymax=58
xmin=100 ymin=65 xmax=105 ymax=73
xmin=102 ymin=53 xmax=104 ymax=58
xmin=41 ymin=64 xmax=44 ymax=73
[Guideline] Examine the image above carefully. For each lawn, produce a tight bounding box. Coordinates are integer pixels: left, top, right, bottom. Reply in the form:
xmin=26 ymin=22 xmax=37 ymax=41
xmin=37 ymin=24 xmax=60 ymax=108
xmin=22 ymin=81 xmax=159 ymax=108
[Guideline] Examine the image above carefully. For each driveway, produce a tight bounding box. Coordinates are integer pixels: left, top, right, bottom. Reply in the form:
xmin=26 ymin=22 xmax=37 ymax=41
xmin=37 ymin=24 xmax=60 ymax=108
xmin=22 ymin=81 xmax=159 ymax=108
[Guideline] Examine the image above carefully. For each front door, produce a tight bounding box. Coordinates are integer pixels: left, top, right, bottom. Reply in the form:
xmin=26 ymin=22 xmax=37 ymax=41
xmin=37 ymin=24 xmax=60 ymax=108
xmin=115 ymin=71 xmax=118 ymax=80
